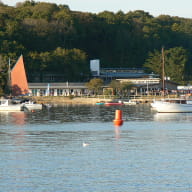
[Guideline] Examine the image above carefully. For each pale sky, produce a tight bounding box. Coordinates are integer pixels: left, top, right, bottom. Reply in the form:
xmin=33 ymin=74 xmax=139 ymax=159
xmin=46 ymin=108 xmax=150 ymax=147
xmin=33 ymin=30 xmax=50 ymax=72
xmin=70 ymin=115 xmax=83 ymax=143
xmin=2 ymin=0 xmax=192 ymax=19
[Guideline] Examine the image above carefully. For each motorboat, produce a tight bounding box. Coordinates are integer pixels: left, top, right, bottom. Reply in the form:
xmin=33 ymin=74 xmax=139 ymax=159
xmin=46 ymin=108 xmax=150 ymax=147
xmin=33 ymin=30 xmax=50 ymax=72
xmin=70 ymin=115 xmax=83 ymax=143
xmin=121 ymin=100 xmax=137 ymax=105
xmin=151 ymin=98 xmax=192 ymax=113
xmin=95 ymin=101 xmax=105 ymax=105
xmin=0 ymin=99 xmax=22 ymax=111
xmin=22 ymin=100 xmax=43 ymax=110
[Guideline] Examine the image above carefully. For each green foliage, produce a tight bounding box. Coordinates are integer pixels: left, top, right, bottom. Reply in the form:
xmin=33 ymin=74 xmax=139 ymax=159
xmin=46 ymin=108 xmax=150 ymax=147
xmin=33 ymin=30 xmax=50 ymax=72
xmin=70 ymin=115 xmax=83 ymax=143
xmin=103 ymin=88 xmax=113 ymax=95
xmin=0 ymin=55 xmax=9 ymax=94
xmin=120 ymin=82 xmax=134 ymax=90
xmin=109 ymin=80 xmax=134 ymax=96
xmin=31 ymin=2 xmax=58 ymax=21
xmin=85 ymin=78 xmax=104 ymax=95
xmin=26 ymin=47 xmax=88 ymax=81
xmin=144 ymin=47 xmax=189 ymax=83
xmin=1 ymin=1 xmax=192 ymax=88
xmin=109 ymin=80 xmax=121 ymax=95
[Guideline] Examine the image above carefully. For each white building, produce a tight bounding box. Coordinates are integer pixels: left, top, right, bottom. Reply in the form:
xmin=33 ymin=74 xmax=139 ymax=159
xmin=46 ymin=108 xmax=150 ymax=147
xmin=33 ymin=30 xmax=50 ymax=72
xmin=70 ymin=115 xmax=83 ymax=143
xmin=90 ymin=59 xmax=100 ymax=76
xmin=28 ymin=82 xmax=88 ymax=96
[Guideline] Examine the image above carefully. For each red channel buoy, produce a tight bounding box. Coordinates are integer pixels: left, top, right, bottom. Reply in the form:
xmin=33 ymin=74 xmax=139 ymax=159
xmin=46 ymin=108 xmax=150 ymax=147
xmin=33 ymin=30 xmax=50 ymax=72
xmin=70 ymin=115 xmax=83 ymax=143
xmin=113 ymin=110 xmax=123 ymax=126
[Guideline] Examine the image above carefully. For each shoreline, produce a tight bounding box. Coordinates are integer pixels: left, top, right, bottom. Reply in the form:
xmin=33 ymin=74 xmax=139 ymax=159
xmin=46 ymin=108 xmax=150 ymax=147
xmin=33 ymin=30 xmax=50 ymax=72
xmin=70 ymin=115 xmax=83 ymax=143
xmin=31 ymin=96 xmax=157 ymax=105
xmin=32 ymin=96 xmax=113 ymax=105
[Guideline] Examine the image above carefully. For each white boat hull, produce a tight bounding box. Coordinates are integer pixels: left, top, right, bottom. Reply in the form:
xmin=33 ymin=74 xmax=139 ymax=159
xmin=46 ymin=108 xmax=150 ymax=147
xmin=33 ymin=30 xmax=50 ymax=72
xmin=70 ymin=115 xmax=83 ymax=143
xmin=151 ymin=100 xmax=192 ymax=113
xmin=119 ymin=100 xmax=137 ymax=105
xmin=0 ymin=105 xmax=22 ymax=111
xmin=0 ymin=99 xmax=22 ymax=111
xmin=123 ymin=101 xmax=137 ymax=105
xmin=23 ymin=103 xmax=42 ymax=110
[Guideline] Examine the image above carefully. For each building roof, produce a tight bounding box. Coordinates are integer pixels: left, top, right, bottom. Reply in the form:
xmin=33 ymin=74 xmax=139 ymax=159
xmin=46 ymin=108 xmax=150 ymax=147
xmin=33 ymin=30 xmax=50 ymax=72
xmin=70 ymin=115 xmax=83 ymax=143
xmin=100 ymin=72 xmax=149 ymax=78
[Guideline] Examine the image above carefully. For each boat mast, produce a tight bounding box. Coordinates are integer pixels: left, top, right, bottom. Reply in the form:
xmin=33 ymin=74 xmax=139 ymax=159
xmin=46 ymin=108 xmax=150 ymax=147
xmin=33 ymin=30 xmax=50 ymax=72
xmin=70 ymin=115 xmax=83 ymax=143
xmin=7 ymin=58 xmax=12 ymax=96
xmin=161 ymin=47 xmax=165 ymax=97
xmin=8 ymin=58 xmax=11 ymax=82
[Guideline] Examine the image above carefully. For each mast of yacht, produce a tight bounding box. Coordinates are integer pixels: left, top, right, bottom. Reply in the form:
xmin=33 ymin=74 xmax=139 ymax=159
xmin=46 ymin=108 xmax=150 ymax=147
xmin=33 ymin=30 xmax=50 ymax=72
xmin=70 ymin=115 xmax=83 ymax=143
xmin=7 ymin=58 xmax=12 ymax=96
xmin=161 ymin=47 xmax=165 ymax=97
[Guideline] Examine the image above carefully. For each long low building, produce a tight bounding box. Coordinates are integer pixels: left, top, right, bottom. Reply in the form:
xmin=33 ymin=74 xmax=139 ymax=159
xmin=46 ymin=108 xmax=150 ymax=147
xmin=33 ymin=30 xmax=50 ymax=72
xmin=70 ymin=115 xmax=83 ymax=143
xmin=28 ymin=82 xmax=88 ymax=96
xmin=28 ymin=79 xmax=179 ymax=97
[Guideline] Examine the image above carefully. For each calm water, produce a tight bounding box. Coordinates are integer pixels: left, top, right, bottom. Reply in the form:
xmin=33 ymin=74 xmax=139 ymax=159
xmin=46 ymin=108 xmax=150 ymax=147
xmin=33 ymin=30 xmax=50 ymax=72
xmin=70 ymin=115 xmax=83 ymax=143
xmin=1 ymin=104 xmax=192 ymax=192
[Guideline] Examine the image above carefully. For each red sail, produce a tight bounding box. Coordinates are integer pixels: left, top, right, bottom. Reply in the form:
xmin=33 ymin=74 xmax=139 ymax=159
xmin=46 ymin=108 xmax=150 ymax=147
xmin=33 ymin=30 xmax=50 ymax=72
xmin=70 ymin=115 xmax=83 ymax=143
xmin=11 ymin=55 xmax=29 ymax=96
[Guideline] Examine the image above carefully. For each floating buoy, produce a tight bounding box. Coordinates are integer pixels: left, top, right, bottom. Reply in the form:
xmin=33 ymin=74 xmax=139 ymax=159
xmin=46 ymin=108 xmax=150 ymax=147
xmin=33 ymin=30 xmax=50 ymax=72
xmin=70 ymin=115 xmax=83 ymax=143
xmin=113 ymin=110 xmax=123 ymax=126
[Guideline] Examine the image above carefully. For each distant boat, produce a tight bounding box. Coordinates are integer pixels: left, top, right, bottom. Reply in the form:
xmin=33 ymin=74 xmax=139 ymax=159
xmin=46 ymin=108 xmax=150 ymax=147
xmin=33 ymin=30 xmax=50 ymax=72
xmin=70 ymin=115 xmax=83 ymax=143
xmin=0 ymin=99 xmax=22 ymax=111
xmin=22 ymin=100 xmax=43 ymax=110
xmin=121 ymin=100 xmax=137 ymax=105
xmin=95 ymin=102 xmax=105 ymax=105
xmin=151 ymin=98 xmax=192 ymax=113
xmin=105 ymin=102 xmax=124 ymax=106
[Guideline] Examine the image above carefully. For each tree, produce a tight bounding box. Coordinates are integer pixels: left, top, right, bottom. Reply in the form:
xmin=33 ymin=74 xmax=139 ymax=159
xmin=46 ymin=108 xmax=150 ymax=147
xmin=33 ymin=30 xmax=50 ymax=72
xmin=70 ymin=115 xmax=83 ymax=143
xmin=109 ymin=80 xmax=121 ymax=95
xmin=165 ymin=47 xmax=188 ymax=83
xmin=144 ymin=47 xmax=189 ymax=83
xmin=120 ymin=82 xmax=135 ymax=97
xmin=26 ymin=47 xmax=89 ymax=82
xmin=109 ymin=80 xmax=134 ymax=96
xmin=85 ymin=78 xmax=104 ymax=95
xmin=31 ymin=2 xmax=59 ymax=20
xmin=0 ymin=55 xmax=10 ymax=95
xmin=52 ymin=47 xmax=89 ymax=81
xmin=144 ymin=49 xmax=162 ymax=75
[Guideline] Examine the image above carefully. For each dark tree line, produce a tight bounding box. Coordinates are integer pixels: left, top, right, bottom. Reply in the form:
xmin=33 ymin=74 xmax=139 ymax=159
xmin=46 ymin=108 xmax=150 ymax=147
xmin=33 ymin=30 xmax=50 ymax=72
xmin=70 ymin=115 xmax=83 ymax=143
xmin=0 ymin=0 xmax=192 ymax=92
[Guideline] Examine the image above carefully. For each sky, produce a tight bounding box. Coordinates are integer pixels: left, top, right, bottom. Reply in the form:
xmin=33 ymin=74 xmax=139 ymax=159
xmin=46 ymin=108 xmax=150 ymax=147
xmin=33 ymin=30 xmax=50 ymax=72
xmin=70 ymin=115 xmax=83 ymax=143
xmin=2 ymin=0 xmax=192 ymax=19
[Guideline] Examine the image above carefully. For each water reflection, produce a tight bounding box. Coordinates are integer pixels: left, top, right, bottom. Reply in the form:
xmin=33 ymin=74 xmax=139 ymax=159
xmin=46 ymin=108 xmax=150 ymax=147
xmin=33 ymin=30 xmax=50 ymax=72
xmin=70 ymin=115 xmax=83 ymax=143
xmin=153 ymin=113 xmax=192 ymax=122
xmin=11 ymin=112 xmax=26 ymax=125
xmin=1 ymin=104 xmax=192 ymax=126
xmin=37 ymin=104 xmax=154 ymax=123
xmin=0 ymin=111 xmax=26 ymax=125
xmin=114 ymin=126 xmax=121 ymax=140
xmin=0 ymin=104 xmax=157 ymax=126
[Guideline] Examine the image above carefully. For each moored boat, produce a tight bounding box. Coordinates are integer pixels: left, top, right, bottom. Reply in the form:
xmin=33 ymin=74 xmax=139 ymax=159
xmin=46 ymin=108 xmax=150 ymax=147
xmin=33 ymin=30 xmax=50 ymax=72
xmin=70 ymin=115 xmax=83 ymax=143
xmin=22 ymin=100 xmax=43 ymax=110
xmin=95 ymin=101 xmax=105 ymax=105
xmin=151 ymin=99 xmax=192 ymax=113
xmin=0 ymin=99 xmax=22 ymax=111
xmin=105 ymin=102 xmax=124 ymax=106
xmin=122 ymin=100 xmax=137 ymax=105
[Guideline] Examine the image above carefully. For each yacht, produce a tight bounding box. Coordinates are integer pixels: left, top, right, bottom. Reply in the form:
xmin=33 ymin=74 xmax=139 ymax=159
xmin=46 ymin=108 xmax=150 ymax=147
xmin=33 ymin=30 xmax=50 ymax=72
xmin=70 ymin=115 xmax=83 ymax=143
xmin=151 ymin=98 xmax=192 ymax=113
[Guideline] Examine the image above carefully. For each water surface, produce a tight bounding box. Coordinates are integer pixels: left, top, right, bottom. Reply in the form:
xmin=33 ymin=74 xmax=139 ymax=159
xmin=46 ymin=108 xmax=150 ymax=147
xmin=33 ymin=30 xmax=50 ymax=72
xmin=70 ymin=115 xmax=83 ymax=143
xmin=0 ymin=104 xmax=192 ymax=192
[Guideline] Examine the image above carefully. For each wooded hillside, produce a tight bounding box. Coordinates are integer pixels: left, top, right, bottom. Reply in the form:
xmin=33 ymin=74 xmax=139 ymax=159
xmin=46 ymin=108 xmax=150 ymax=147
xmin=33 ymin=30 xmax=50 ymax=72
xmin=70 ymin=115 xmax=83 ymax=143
xmin=0 ymin=0 xmax=192 ymax=86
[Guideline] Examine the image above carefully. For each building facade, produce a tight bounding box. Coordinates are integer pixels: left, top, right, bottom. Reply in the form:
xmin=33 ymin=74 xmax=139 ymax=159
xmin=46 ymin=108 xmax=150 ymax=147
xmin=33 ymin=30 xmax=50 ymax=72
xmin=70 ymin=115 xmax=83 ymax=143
xmin=28 ymin=82 xmax=88 ymax=96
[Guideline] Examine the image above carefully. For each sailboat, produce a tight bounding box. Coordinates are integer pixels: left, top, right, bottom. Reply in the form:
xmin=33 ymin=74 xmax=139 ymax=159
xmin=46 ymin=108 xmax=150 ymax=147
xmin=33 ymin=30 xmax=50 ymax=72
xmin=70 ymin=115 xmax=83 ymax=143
xmin=11 ymin=55 xmax=29 ymax=96
xmin=151 ymin=48 xmax=192 ymax=113
xmin=0 ymin=58 xmax=23 ymax=111
xmin=0 ymin=56 xmax=31 ymax=111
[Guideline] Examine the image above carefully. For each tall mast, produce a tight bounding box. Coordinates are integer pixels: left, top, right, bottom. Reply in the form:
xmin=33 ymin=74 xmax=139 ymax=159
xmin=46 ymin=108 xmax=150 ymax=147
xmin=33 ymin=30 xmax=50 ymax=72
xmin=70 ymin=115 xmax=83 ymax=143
xmin=161 ymin=47 xmax=165 ymax=97
xmin=8 ymin=58 xmax=11 ymax=82
xmin=8 ymin=58 xmax=12 ymax=96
